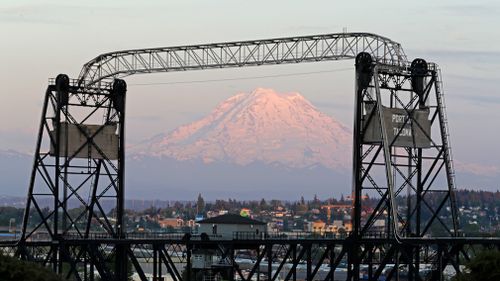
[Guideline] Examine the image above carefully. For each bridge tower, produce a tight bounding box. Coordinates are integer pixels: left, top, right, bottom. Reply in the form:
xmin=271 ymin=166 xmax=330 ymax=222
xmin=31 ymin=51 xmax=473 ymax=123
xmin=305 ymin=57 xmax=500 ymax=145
xmin=350 ymin=52 xmax=459 ymax=280
xmin=19 ymin=75 xmax=128 ymax=280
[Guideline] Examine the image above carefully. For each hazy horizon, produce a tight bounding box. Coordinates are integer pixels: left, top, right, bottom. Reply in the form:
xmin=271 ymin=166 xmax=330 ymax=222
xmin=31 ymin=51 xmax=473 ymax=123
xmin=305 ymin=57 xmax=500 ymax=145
xmin=0 ymin=88 xmax=498 ymax=200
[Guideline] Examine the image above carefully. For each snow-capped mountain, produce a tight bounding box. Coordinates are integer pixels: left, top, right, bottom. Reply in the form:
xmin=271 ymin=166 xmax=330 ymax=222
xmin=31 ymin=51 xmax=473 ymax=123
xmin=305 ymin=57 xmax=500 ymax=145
xmin=2 ymin=89 xmax=498 ymax=200
xmin=131 ymin=88 xmax=352 ymax=170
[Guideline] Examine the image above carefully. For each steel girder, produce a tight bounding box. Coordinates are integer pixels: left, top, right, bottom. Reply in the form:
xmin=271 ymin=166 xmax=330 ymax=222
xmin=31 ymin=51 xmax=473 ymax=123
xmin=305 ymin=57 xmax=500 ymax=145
xmin=78 ymin=32 xmax=406 ymax=86
xmin=4 ymin=237 xmax=500 ymax=281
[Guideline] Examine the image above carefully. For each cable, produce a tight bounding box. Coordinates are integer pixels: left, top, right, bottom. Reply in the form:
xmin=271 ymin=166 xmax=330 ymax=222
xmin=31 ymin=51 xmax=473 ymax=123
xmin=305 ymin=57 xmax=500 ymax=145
xmin=128 ymin=68 xmax=352 ymax=86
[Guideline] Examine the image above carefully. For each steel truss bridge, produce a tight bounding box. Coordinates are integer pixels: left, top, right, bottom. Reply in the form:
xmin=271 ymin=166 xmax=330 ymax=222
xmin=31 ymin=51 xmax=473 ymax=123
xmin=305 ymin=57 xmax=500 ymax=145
xmin=1 ymin=32 xmax=499 ymax=281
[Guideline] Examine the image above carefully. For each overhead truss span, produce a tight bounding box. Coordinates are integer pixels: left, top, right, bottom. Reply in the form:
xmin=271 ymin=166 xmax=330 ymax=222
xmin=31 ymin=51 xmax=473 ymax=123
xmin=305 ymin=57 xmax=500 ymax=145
xmin=78 ymin=32 xmax=407 ymax=86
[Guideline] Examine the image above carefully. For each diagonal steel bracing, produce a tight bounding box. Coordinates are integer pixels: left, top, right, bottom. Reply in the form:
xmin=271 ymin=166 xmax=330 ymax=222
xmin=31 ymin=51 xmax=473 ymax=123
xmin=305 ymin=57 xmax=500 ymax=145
xmin=78 ymin=32 xmax=406 ymax=86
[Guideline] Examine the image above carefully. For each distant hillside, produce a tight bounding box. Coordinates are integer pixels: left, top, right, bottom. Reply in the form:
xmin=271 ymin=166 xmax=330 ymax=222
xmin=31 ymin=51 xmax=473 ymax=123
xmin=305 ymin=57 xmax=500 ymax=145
xmin=0 ymin=150 xmax=31 ymax=197
xmin=454 ymin=189 xmax=500 ymax=208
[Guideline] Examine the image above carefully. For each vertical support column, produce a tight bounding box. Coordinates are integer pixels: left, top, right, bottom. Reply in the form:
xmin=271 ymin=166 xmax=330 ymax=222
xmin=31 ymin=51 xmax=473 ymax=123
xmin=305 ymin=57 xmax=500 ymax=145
xmin=347 ymin=240 xmax=355 ymax=281
xmin=329 ymin=244 xmax=334 ymax=281
xmin=158 ymin=246 xmax=162 ymax=280
xmin=267 ymin=244 xmax=272 ymax=281
xmin=111 ymin=78 xmax=127 ymax=239
xmin=54 ymin=74 xmax=69 ymax=273
xmin=90 ymin=249 xmax=95 ymax=281
xmin=351 ymin=52 xmax=374 ymax=281
xmin=411 ymin=59 xmax=427 ymax=240
xmin=408 ymin=147 xmax=417 ymax=281
xmin=306 ymin=244 xmax=312 ymax=281
xmin=110 ymin=79 xmax=128 ymax=281
xmin=186 ymin=243 xmax=192 ymax=281
xmin=229 ymin=245 xmax=235 ymax=281
xmin=257 ymin=246 xmax=261 ymax=281
xmin=368 ymin=245 xmax=373 ymax=281
xmin=406 ymin=149 xmax=413 ymax=237
xmin=292 ymin=244 xmax=297 ymax=281
xmin=84 ymin=252 xmax=88 ymax=281
xmin=153 ymin=245 xmax=158 ymax=280
xmin=411 ymin=59 xmax=428 ymax=280
xmin=437 ymin=245 xmax=444 ymax=281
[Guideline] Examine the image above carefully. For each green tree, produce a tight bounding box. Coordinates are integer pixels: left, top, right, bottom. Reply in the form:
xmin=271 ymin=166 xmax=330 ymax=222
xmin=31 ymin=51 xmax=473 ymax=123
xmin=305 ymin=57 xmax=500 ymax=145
xmin=197 ymin=193 xmax=205 ymax=214
xmin=0 ymin=255 xmax=63 ymax=281
xmin=466 ymin=250 xmax=500 ymax=281
xmin=453 ymin=250 xmax=500 ymax=281
xmin=270 ymin=200 xmax=281 ymax=209
xmin=295 ymin=201 xmax=308 ymax=215
xmin=0 ymin=207 xmax=24 ymax=227
xmin=259 ymin=198 xmax=268 ymax=211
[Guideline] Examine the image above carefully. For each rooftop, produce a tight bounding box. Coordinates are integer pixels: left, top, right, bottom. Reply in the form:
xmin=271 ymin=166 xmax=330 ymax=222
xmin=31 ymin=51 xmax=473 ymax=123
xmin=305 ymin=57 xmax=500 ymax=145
xmin=198 ymin=214 xmax=266 ymax=225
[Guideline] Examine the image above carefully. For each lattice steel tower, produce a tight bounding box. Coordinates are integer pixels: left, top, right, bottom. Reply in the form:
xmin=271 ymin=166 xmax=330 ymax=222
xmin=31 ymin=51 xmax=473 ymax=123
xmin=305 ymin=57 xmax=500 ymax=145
xmin=19 ymin=75 xmax=128 ymax=278
xmin=350 ymin=52 xmax=459 ymax=279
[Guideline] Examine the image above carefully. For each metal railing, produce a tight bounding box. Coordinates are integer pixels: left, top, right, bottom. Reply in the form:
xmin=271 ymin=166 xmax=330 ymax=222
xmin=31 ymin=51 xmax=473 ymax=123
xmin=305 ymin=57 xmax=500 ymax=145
xmin=232 ymin=231 xmax=389 ymax=240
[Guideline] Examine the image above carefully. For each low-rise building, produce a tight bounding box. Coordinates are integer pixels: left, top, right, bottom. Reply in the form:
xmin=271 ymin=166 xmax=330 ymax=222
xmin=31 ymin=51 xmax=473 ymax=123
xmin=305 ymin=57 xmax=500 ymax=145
xmin=310 ymin=219 xmax=352 ymax=234
xmin=198 ymin=213 xmax=267 ymax=239
xmin=158 ymin=217 xmax=183 ymax=229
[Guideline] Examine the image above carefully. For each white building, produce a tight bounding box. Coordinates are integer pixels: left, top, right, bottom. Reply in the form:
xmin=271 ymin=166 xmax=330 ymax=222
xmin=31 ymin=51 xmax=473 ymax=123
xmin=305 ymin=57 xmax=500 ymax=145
xmin=198 ymin=213 xmax=267 ymax=239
